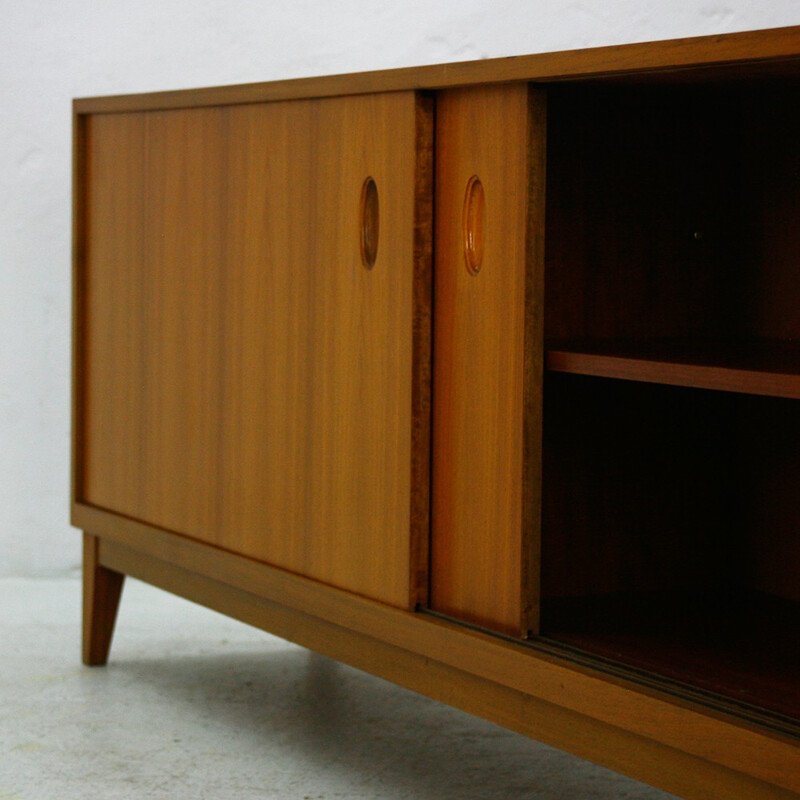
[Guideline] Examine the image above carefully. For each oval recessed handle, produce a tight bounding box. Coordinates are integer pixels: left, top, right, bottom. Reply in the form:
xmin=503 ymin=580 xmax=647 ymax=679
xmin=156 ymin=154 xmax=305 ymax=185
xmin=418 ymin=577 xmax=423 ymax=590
xmin=463 ymin=175 xmax=485 ymax=275
xmin=360 ymin=177 xmax=379 ymax=269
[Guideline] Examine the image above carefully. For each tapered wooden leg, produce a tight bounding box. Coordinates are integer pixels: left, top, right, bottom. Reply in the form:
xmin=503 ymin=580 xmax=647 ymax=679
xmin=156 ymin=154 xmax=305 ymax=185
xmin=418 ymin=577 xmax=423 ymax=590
xmin=82 ymin=532 xmax=125 ymax=666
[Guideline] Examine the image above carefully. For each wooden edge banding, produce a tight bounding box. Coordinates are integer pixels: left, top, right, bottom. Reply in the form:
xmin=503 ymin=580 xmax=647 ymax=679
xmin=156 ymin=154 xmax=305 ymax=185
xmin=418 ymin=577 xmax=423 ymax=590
xmin=546 ymin=349 xmax=800 ymax=400
xmin=521 ymin=86 xmax=547 ymax=636
xmin=73 ymin=26 xmax=800 ymax=114
xmin=71 ymin=110 xmax=88 ymax=506
xmin=73 ymin=503 xmax=800 ymax=794
xmin=409 ymin=91 xmax=435 ymax=609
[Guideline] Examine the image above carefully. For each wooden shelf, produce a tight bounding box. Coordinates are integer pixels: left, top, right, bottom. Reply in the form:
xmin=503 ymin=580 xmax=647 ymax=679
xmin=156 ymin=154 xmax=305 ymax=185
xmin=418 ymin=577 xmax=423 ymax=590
xmin=546 ymin=339 xmax=800 ymax=399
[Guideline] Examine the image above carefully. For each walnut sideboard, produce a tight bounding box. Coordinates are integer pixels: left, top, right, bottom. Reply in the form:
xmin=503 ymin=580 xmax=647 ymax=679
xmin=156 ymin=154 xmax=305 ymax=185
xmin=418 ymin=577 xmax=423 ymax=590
xmin=72 ymin=25 xmax=800 ymax=799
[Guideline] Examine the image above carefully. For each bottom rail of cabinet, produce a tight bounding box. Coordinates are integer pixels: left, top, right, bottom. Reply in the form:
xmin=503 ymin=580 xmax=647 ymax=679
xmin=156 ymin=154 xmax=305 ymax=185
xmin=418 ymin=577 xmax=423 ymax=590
xmin=73 ymin=502 xmax=800 ymax=800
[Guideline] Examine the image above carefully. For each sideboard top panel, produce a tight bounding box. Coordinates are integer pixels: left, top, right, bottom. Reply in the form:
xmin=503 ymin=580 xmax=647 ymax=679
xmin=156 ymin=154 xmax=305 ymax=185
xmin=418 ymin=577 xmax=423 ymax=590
xmin=74 ymin=25 xmax=800 ymax=114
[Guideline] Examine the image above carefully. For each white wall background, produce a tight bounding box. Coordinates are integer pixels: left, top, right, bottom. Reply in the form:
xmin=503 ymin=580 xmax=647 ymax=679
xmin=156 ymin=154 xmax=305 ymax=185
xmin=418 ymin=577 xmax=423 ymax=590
xmin=2 ymin=0 xmax=799 ymax=577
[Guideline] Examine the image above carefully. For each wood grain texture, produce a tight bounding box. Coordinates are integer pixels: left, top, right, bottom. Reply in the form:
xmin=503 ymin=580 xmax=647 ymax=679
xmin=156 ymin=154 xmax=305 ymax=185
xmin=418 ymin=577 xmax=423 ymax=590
xmin=431 ymin=84 xmax=541 ymax=636
xmin=82 ymin=108 xmax=224 ymax=539
xmin=69 ymin=507 xmax=800 ymax=797
xmin=82 ymin=532 xmax=124 ymax=666
xmin=79 ymin=92 xmax=433 ymax=609
xmin=73 ymin=25 xmax=800 ymax=114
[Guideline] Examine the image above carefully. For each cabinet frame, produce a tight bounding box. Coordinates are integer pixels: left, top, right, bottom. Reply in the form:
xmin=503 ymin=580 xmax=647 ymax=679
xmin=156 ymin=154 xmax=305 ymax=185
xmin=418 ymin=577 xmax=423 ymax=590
xmin=72 ymin=25 xmax=800 ymax=800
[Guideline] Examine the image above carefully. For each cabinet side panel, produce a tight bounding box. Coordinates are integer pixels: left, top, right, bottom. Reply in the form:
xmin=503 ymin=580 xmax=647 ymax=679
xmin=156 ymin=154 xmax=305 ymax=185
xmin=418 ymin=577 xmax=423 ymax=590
xmin=72 ymin=109 xmax=88 ymax=505
xmin=431 ymin=85 xmax=537 ymax=636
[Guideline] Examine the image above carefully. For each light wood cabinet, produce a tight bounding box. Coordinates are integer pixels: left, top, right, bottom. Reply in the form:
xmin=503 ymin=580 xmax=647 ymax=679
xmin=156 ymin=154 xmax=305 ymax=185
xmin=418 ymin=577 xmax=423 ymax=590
xmin=74 ymin=26 xmax=800 ymax=799
xmin=431 ymin=84 xmax=544 ymax=636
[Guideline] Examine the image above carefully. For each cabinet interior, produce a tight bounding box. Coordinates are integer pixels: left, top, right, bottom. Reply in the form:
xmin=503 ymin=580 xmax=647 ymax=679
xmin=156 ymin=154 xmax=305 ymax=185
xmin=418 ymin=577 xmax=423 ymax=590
xmin=539 ymin=75 xmax=800 ymax=723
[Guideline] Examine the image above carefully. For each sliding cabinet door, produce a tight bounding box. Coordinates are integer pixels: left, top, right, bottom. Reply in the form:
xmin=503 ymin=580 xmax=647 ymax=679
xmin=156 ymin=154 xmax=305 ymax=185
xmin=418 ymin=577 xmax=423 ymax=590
xmin=431 ymin=85 xmax=546 ymax=636
xmin=79 ymin=92 xmax=433 ymax=609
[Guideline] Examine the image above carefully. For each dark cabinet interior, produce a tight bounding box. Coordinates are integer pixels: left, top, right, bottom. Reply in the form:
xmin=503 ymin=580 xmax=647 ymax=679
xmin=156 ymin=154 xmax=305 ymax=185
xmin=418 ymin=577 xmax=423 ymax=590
xmin=539 ymin=77 xmax=800 ymax=727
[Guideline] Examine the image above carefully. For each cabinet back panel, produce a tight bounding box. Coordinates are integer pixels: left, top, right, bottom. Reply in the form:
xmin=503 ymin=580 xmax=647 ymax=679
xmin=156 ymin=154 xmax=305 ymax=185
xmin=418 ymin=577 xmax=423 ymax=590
xmin=544 ymin=84 xmax=800 ymax=345
xmin=541 ymin=375 xmax=743 ymax=601
xmin=735 ymin=395 xmax=800 ymax=602
xmin=79 ymin=93 xmax=433 ymax=609
xmin=541 ymin=376 xmax=800 ymax=604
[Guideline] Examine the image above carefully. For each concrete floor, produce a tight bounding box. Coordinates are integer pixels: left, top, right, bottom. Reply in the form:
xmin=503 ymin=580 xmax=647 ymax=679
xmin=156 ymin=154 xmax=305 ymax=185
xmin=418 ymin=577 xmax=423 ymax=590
xmin=0 ymin=577 xmax=678 ymax=799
